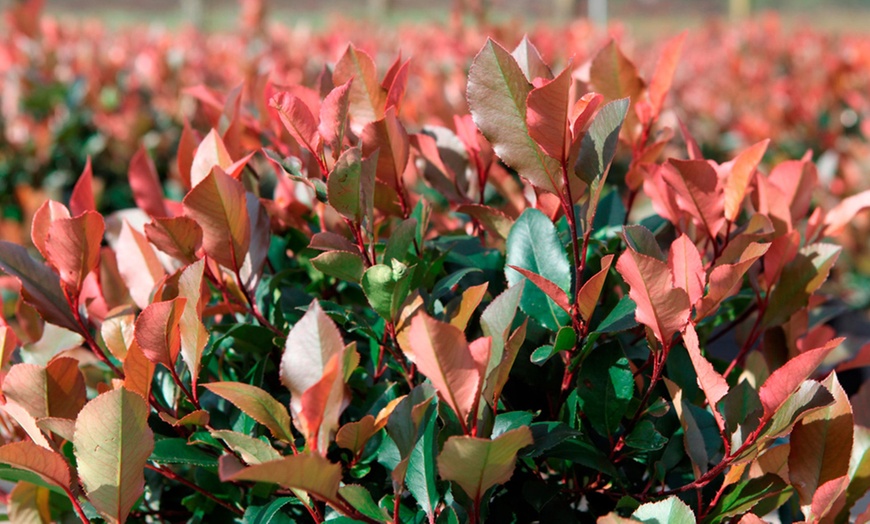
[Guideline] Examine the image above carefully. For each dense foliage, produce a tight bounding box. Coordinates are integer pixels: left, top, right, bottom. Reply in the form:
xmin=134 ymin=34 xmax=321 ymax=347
xmin=3 ymin=5 xmax=870 ymax=523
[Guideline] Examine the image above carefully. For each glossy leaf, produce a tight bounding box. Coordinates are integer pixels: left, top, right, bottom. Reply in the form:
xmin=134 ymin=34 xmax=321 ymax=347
xmin=134 ymin=297 xmax=186 ymax=370
xmin=177 ymin=260 xmax=208 ymax=390
xmin=190 ymin=128 xmax=233 ymax=187
xmin=327 ymin=147 xmax=374 ymax=225
xmin=69 ymin=157 xmax=96 ymax=216
xmin=668 ymin=234 xmax=705 ymax=307
xmin=143 ymin=216 xmax=203 ymax=264
xmin=632 ymin=496 xmax=695 ymax=524
xmin=724 ymin=139 xmax=769 ymax=222
xmin=115 ymin=221 xmax=165 ymax=310
xmin=333 ymin=44 xmax=386 ymax=130
xmin=2 ymin=357 xmax=86 ymax=420
xmin=271 ymin=92 xmax=320 ymax=155
xmin=526 ymin=64 xmax=572 ymax=162
xmin=575 ymin=98 xmax=629 ymax=184
xmin=663 ymin=159 xmax=725 ymax=239
xmin=223 ymin=454 xmax=342 ymax=503
xmin=74 ymin=388 xmax=154 ymax=524
xmin=128 ymin=146 xmax=168 ymax=217
xmin=683 ymin=323 xmax=728 ymax=431
xmin=203 ymin=382 xmax=295 ymax=443
xmin=758 ymin=338 xmax=842 ymax=419
xmin=311 ymin=251 xmax=365 ymax=282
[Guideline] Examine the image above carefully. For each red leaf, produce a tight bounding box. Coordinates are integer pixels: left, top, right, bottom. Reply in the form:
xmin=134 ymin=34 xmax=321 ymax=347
xmin=384 ymin=58 xmax=410 ymax=112
xmin=177 ymin=260 xmax=208 ymax=391
xmin=70 ymin=157 xmax=96 ymax=216
xmin=648 ymin=32 xmax=686 ymax=118
xmin=409 ymin=313 xmax=482 ymax=426
xmin=696 ymin=242 xmax=769 ymax=320
xmin=667 ymin=234 xmax=705 ymax=307
xmin=507 ymin=265 xmax=570 ymax=313
xmin=183 ymin=167 xmax=251 ymax=271
xmin=2 ymin=357 xmax=86 ymax=420
xmin=123 ymin=339 xmax=154 ymax=401
xmin=683 ymin=323 xmax=728 ymax=431
xmin=762 ymin=231 xmax=800 ymax=290
xmin=115 ymin=221 xmax=165 ymax=309
xmin=663 ymin=159 xmax=725 ymax=239
xmin=30 ymin=200 xmax=70 ymax=260
xmin=129 ymin=146 xmax=169 ymax=218
xmin=0 ymin=441 xmax=72 ymax=491
xmin=759 ymin=338 xmax=844 ymax=419
xmin=271 ymin=92 xmax=321 ymax=156
xmin=723 ymin=139 xmax=769 ymax=222
xmin=823 ymin=189 xmax=870 ymax=237
xmin=526 ymin=64 xmax=572 ymax=162
xmin=318 ymin=79 xmax=352 ymax=158
xmin=0 ymin=326 xmax=18 ymax=369
xmin=333 ymin=44 xmax=386 ymax=131
xmin=177 ymin=119 xmax=198 ymax=190
xmin=45 ymin=211 xmax=105 ymax=298
xmin=616 ymin=246 xmax=690 ymax=349
xmin=144 ymin=216 xmax=203 ymax=264
xmin=577 ymin=254 xmax=614 ymax=322
xmin=134 ymin=297 xmax=187 ymax=370
xmin=190 ymin=129 xmax=233 ymax=188
xmin=298 ymin=352 xmax=345 ymax=453
xmin=361 ymin=107 xmax=410 ymax=189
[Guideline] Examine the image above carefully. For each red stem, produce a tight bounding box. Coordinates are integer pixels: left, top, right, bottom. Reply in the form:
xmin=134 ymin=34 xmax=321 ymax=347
xmin=146 ymin=464 xmax=243 ymax=515
xmin=64 ymin=488 xmax=90 ymax=524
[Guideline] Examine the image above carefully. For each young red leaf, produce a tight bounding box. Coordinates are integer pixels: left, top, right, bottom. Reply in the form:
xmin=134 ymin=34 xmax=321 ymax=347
xmin=408 ymin=313 xmax=481 ymax=426
xmin=222 ymin=453 xmax=342 ymax=503
xmin=0 ymin=325 xmax=19 ymax=369
xmin=361 ymin=107 xmax=410 ymax=189
xmin=0 ymin=441 xmax=72 ymax=491
xmin=280 ymin=300 xmax=346 ymax=419
xmin=577 ymin=254 xmax=614 ymax=322
xmin=467 ymin=39 xmax=562 ymax=194
xmin=318 ymin=79 xmax=352 ymax=158
xmin=823 ymin=189 xmax=870 ymax=237
xmin=2 ymin=357 xmax=86 ymax=420
xmin=759 ymin=338 xmax=844 ymax=419
xmin=177 ymin=119 xmax=198 ymax=190
xmin=668 ymin=234 xmax=705 ymax=307
xmin=203 ymin=382 xmax=295 ymax=443
xmin=384 ymin=58 xmax=410 ymax=112
xmin=511 ymin=36 xmax=553 ymax=82
xmin=177 ymin=260 xmax=208 ymax=391
xmin=696 ymin=242 xmax=769 ymax=320
xmin=333 ymin=44 xmax=386 ymax=131
xmin=768 ymin=155 xmax=817 ymax=227
xmin=144 ymin=216 xmax=203 ymax=264
xmin=123 ymin=339 xmax=154 ymax=401
xmin=663 ymin=159 xmax=726 ymax=239
xmin=683 ymin=323 xmax=728 ymax=431
xmin=437 ymin=426 xmax=533 ymax=502
xmin=74 ymin=388 xmax=154 ymax=524
xmin=762 ymin=230 xmax=800 ymax=289
xmin=134 ymin=297 xmax=186 ymax=370
xmin=723 ymin=139 xmax=769 ymax=222
xmin=45 ymin=211 xmax=104 ymax=298
xmin=616 ymin=247 xmax=690 ymax=349
xmin=526 ymin=64 xmax=572 ymax=162
xmin=115 ymin=221 xmax=165 ymax=310
xmin=335 ymin=415 xmax=377 ymax=457
xmin=507 ymin=265 xmax=570 ymax=313
xmin=31 ymin=200 xmax=71 ymax=260
xmin=588 ymin=40 xmax=645 ymax=139
xmin=271 ymin=92 xmax=321 ymax=156
xmin=789 ymin=373 xmax=853 ymax=513
xmin=297 ymin=352 xmax=346 ymax=453
xmin=129 ymin=146 xmax=169 ymax=218
xmin=183 ymin=166 xmax=251 ymax=271
xmin=70 ymin=157 xmax=96 ymax=216
xmin=190 ymin=129 xmax=233 ymax=188
xmin=648 ymin=32 xmax=686 ymax=118
xmin=0 ymin=241 xmax=80 ymax=333
xmin=448 ymin=282 xmax=489 ymax=332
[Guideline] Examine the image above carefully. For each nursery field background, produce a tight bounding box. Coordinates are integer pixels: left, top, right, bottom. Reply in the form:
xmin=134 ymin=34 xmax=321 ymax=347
xmin=6 ymin=0 xmax=870 ymax=522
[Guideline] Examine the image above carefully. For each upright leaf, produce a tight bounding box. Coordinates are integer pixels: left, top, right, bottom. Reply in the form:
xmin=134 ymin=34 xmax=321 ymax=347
xmin=327 ymin=147 xmax=375 ymax=225
xmin=505 ymin=209 xmax=570 ymax=331
xmin=115 ymin=221 xmax=165 ymax=310
xmin=437 ymin=427 xmax=533 ymax=502
xmin=361 ymin=107 xmax=410 ymax=189
xmin=333 ymin=44 xmax=386 ymax=131
xmin=183 ymin=167 xmax=251 ymax=270
xmin=648 ymin=33 xmax=686 ymax=118
xmin=177 ymin=260 xmax=208 ymax=390
xmin=134 ymin=297 xmax=186 ymax=370
xmin=724 ymin=139 xmax=769 ymax=222
xmin=577 ymin=254 xmax=614 ymax=322
xmin=574 ymin=98 xmax=629 ymax=184
xmin=190 ymin=129 xmax=233 ymax=187
xmin=143 ymin=216 xmax=203 ymax=264
xmin=467 ymin=39 xmax=562 ymax=194
xmin=511 ymin=36 xmax=552 ymax=82
xmin=128 ymin=146 xmax=168 ymax=218
xmin=271 ymin=92 xmax=321 ymax=155
xmin=319 ymin=79 xmax=352 ymax=158
xmin=526 ymin=65 xmax=572 ymax=162
xmin=69 ymin=157 xmax=96 ymax=216
xmin=409 ymin=313 xmax=482 ymax=425
xmin=663 ymin=159 xmax=726 ymax=239
xmin=74 ymin=388 xmax=154 ymax=524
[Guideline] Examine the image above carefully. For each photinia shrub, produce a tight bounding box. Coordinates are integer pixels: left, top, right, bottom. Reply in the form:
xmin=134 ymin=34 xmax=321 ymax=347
xmin=2 ymin=30 xmax=870 ymax=524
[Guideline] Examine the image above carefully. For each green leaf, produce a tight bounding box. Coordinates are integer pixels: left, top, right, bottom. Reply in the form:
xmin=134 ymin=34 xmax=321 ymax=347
xmin=632 ymin=496 xmax=695 ymax=524
xmin=577 ymin=348 xmax=634 ymax=437
xmin=437 ymin=427 xmax=533 ymax=503
xmin=625 ymin=420 xmax=668 ymax=452
xmin=708 ymin=474 xmax=787 ymax=524
xmin=0 ymin=241 xmax=80 ymax=333
xmin=575 ymin=98 xmax=629 ymax=184
xmin=405 ymin=411 xmax=439 ymax=519
xmin=384 ymin=218 xmax=417 ymax=266
xmin=467 ymin=39 xmax=562 ymax=194
xmin=327 ymin=147 xmax=374 ymax=226
xmin=244 ymin=497 xmax=299 ymax=524
xmin=149 ymin=438 xmax=218 ymax=468
xmin=492 ymin=411 xmax=535 ymax=438
xmin=211 ymin=430 xmax=281 ymax=465
xmin=763 ymin=243 xmax=841 ymax=327
xmin=595 ymin=295 xmax=638 ymax=333
xmin=530 ymin=345 xmax=556 ymax=365
xmin=339 ymin=485 xmax=390 ymax=522
xmin=362 ymin=261 xmax=413 ymax=322
xmin=203 ymin=382 xmax=295 ymax=443
xmin=311 ymin=251 xmax=365 ymax=283
xmin=506 ymin=209 xmax=570 ymax=331
xmin=74 ymin=388 xmax=154 ymax=524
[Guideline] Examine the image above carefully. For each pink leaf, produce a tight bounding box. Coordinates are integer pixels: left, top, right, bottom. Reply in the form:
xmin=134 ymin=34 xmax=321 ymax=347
xmin=144 ymin=216 xmax=203 ymax=264
xmin=134 ymin=297 xmax=187 ymax=370
xmin=190 ymin=129 xmax=233 ymax=188
xmin=682 ymin=323 xmax=728 ymax=431
xmin=115 ymin=221 xmax=165 ymax=310
xmin=526 ymin=64 xmax=572 ymax=162
xmin=507 ymin=265 xmax=570 ymax=313
xmin=663 ymin=159 xmax=726 ymax=239
xmin=648 ymin=32 xmax=686 ymax=118
xmin=129 ymin=146 xmax=169 ymax=218
xmin=318 ymin=79 xmax=352 ymax=158
xmin=271 ymin=92 xmax=321 ymax=155
xmin=45 ymin=211 xmax=104 ymax=300
xmin=723 ymin=139 xmax=769 ymax=222
xmin=823 ymin=189 xmax=870 ymax=237
xmin=577 ymin=254 xmax=614 ymax=322
xmin=667 ymin=234 xmax=705 ymax=307
xmin=759 ymin=338 xmax=844 ymax=419
xmin=69 ymin=157 xmax=96 ymax=216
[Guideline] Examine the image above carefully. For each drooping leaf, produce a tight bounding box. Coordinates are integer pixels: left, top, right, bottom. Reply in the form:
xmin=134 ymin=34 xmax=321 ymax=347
xmin=632 ymin=496 xmax=695 ymax=524
xmin=203 ymin=382 xmax=295 ymax=443
xmin=616 ymin=242 xmax=690 ymax=348
xmin=437 ymin=426 xmax=533 ymax=502
xmin=2 ymin=357 xmax=86 ymax=420
xmin=0 ymin=241 xmax=80 ymax=333
xmin=183 ymin=167 xmax=251 ymax=270
xmin=128 ymin=146 xmax=169 ymax=218
xmin=789 ymin=373 xmax=853 ymax=512
xmin=340 ymin=484 xmax=392 ymax=522
xmin=0 ymin=441 xmax=72 ymax=492
xmin=467 ymin=39 xmax=563 ymax=193
xmin=505 ymin=208 xmax=570 ymax=331
xmin=143 ymin=216 xmax=203 ymax=264
xmin=507 ymin=265 xmax=570 ymax=313
xmin=74 ymin=388 xmax=154 ymax=524
xmin=758 ymin=338 xmax=842 ymax=419
xmin=223 ymin=454 xmax=342 ymax=503
xmin=682 ymin=323 xmax=728 ymax=431
xmin=134 ymin=297 xmax=186 ymax=370
xmin=409 ymin=313 xmax=483 ymax=426
xmin=211 ymin=430 xmax=281 ymax=465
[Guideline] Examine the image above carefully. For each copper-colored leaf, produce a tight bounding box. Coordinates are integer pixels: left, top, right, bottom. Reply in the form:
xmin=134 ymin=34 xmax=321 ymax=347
xmin=128 ymin=146 xmax=168 ymax=218
xmin=361 ymin=107 xmax=410 ymax=189
xmin=144 ymin=216 xmax=203 ymax=264
xmin=577 ymin=255 xmax=614 ymax=323
xmin=335 ymin=415 xmax=377 ymax=457
xmin=31 ymin=200 xmax=71 ymax=260
xmin=203 ymin=382 xmax=295 ymax=443
xmin=134 ymin=297 xmax=186 ymax=370
xmin=0 ymin=441 xmax=71 ymax=491
xmin=190 ymin=129 xmax=233 ymax=187
xmin=507 ymin=265 xmax=570 ymax=313
xmin=115 ymin=221 xmax=165 ymax=310
xmin=648 ymin=32 xmax=686 ymax=118
xmin=724 ymin=139 xmax=769 ymax=222
xmin=663 ymin=159 xmax=725 ymax=239
xmin=123 ymin=339 xmax=154 ymax=401
xmin=222 ymin=453 xmax=342 ymax=503
xmin=177 ymin=260 xmax=208 ymax=390
xmin=333 ymin=44 xmax=386 ymax=131
xmin=45 ymin=211 xmax=104 ymax=298
xmin=271 ymin=92 xmax=321 ymax=155
xmin=683 ymin=323 xmax=728 ymax=431
xmin=318 ymin=79 xmax=352 ymax=158
xmin=696 ymin=242 xmax=769 ymax=321
xmin=70 ymin=157 xmax=96 ymax=216
xmin=2 ymin=357 xmax=86 ymax=420
xmin=668 ymin=234 xmax=705 ymax=307
xmin=297 ymin=352 xmax=346 ymax=453
xmin=183 ymin=167 xmax=251 ymax=270
xmin=759 ymin=338 xmax=843 ymax=419
xmin=526 ymin=64 xmax=572 ymax=162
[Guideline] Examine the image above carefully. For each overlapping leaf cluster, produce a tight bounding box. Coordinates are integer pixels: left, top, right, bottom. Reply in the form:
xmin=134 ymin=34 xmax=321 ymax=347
xmin=3 ymin=14 xmax=870 ymax=524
